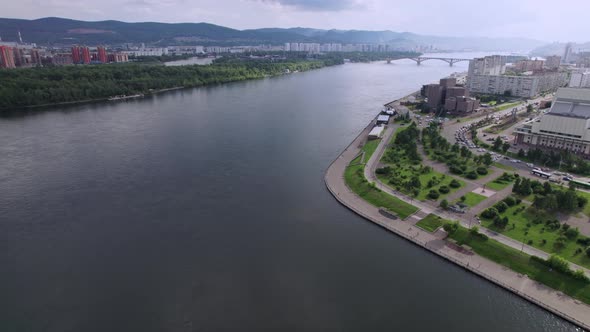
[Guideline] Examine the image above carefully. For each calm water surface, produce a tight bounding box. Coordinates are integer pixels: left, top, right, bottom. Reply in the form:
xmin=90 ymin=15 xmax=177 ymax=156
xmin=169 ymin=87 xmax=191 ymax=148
xmin=0 ymin=55 xmax=580 ymax=331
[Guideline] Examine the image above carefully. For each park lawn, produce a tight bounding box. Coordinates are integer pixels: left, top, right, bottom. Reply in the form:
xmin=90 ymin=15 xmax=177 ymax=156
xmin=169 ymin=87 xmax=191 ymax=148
xmin=575 ymin=190 xmax=590 ymax=217
xmin=345 ymin=163 xmax=418 ymax=219
xmin=377 ymin=162 xmax=465 ymax=202
xmin=493 ymin=162 xmax=516 ymax=171
xmin=485 ymin=176 xmax=514 ymax=191
xmin=495 ymin=101 xmax=523 ymax=111
xmin=416 ymin=214 xmax=448 ymax=232
xmin=449 ymin=227 xmax=590 ymax=305
xmin=480 ymin=204 xmax=590 ymax=270
xmin=362 ymin=138 xmax=381 ymax=161
xmin=461 ymin=192 xmax=487 ymax=207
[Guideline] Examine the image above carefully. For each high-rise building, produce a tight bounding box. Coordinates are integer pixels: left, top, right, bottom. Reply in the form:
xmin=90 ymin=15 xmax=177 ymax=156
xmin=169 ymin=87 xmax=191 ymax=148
xmin=71 ymin=46 xmax=81 ymax=64
xmin=81 ymin=47 xmax=91 ymax=64
xmin=0 ymin=46 xmax=16 ymax=68
xmin=513 ymin=59 xmax=544 ymax=72
xmin=97 ymin=46 xmax=108 ymax=63
xmin=564 ymin=43 xmax=573 ymax=63
xmin=467 ymin=55 xmax=507 ymax=77
xmin=12 ymin=47 xmax=25 ymax=67
xmin=545 ymin=55 xmax=561 ymax=69
xmin=30 ymin=49 xmax=41 ymax=65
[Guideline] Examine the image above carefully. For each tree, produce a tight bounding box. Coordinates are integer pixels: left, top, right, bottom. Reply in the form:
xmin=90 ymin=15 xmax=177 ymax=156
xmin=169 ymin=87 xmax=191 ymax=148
xmin=482 ymin=153 xmax=493 ymax=166
xmin=565 ymin=227 xmax=580 ymax=240
xmin=543 ymin=181 xmax=552 ymax=195
xmin=492 ymin=137 xmax=503 ymax=151
xmin=440 ymin=199 xmax=449 ymax=210
xmin=526 ymin=104 xmax=534 ymax=113
xmin=481 ymin=207 xmax=498 ymax=219
xmin=517 ymin=149 xmax=525 ymax=158
xmin=586 ymin=246 xmax=590 ymax=258
xmin=443 ymin=221 xmax=459 ymax=234
xmin=428 ymin=190 xmax=440 ymax=199
xmin=502 ymin=142 xmax=511 ymax=153
xmin=494 ymin=201 xmax=508 ymax=213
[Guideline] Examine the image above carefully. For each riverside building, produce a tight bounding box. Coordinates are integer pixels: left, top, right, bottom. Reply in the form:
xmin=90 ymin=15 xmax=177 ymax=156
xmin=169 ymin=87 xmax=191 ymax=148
xmin=514 ymin=88 xmax=590 ymax=155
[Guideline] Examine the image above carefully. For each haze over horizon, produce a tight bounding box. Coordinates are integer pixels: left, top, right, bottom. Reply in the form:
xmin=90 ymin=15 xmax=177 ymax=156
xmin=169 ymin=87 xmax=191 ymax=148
xmin=4 ymin=0 xmax=590 ymax=43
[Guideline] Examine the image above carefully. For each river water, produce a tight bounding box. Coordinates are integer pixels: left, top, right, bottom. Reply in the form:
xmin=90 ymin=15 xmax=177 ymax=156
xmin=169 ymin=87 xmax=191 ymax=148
xmin=0 ymin=54 xmax=579 ymax=331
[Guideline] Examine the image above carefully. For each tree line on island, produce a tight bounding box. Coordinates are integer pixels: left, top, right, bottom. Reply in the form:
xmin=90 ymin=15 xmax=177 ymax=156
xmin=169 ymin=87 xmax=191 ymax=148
xmin=0 ymin=51 xmax=416 ymax=110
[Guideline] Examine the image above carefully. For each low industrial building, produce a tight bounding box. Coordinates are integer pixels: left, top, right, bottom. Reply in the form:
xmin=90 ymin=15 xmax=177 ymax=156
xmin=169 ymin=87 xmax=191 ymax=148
xmin=368 ymin=126 xmax=385 ymax=140
xmin=376 ymin=114 xmax=390 ymax=124
xmin=514 ymin=88 xmax=590 ymax=155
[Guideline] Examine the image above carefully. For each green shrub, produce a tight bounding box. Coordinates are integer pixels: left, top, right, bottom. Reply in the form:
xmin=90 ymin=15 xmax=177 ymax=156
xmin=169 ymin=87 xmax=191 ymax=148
xmin=481 ymin=207 xmax=498 ymax=219
xmin=428 ymin=190 xmax=440 ymax=199
xmin=438 ymin=186 xmax=450 ymax=194
xmin=503 ymin=196 xmax=516 ymax=207
xmin=494 ymin=201 xmax=508 ymax=213
xmin=476 ymin=166 xmax=488 ymax=175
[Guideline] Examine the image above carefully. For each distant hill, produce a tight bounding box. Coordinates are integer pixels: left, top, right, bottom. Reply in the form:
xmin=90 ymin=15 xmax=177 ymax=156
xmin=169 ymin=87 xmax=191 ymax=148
xmin=0 ymin=17 xmax=545 ymax=51
xmin=530 ymin=42 xmax=590 ymax=57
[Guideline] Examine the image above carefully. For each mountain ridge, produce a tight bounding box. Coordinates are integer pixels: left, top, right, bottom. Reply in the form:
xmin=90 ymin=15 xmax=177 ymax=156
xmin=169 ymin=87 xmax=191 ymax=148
xmin=0 ymin=17 xmax=545 ymax=51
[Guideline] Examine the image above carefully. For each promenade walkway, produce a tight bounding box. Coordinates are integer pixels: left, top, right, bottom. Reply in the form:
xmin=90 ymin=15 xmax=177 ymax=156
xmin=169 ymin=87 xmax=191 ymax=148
xmin=324 ymin=115 xmax=590 ymax=330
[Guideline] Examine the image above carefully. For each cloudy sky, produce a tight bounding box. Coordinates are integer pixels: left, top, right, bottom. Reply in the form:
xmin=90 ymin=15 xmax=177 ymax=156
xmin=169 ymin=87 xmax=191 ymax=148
xmin=4 ymin=0 xmax=590 ymax=42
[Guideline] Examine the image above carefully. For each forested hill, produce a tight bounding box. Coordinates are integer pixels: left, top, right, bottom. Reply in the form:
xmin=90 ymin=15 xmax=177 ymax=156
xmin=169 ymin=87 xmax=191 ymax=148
xmin=0 ymin=17 xmax=544 ymax=51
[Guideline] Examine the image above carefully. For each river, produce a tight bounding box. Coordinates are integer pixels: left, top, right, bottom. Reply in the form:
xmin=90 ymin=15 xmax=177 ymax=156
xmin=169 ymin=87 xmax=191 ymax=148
xmin=0 ymin=53 xmax=579 ymax=331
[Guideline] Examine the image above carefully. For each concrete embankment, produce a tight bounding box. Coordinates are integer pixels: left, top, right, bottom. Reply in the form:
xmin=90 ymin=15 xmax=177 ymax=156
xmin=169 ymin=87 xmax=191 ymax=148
xmin=324 ymin=105 xmax=590 ymax=330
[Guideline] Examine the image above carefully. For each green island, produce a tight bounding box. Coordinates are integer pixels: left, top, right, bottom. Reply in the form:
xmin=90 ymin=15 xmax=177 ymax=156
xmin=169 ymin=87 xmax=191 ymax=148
xmin=0 ymin=51 xmax=418 ymax=110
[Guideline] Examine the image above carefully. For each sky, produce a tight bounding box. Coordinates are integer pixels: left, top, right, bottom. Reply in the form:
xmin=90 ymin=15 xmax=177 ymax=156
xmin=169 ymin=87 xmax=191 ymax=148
xmin=3 ymin=0 xmax=590 ymax=42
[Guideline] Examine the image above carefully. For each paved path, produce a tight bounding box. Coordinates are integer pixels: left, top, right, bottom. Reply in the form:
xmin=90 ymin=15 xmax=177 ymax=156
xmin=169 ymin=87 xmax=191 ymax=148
xmin=325 ymin=114 xmax=590 ymax=330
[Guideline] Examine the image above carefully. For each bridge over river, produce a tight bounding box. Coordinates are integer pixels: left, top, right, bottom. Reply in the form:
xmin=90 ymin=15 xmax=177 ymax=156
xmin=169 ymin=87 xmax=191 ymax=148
xmin=387 ymin=57 xmax=471 ymax=66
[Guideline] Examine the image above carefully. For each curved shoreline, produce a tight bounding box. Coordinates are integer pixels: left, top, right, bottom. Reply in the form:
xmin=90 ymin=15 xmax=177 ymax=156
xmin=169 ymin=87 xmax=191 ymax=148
xmin=324 ymin=111 xmax=590 ymax=330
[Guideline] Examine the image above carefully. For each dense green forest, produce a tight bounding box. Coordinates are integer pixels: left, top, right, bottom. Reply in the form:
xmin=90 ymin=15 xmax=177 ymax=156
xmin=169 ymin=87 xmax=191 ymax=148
xmin=0 ymin=55 xmax=343 ymax=109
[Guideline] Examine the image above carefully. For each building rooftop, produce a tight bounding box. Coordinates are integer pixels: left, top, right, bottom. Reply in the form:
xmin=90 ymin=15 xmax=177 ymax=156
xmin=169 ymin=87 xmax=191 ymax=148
xmin=547 ymin=88 xmax=590 ymax=119
xmin=554 ymin=87 xmax=590 ymax=102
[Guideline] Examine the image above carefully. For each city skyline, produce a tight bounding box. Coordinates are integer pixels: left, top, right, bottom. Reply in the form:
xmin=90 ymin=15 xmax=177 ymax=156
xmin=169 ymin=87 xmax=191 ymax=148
xmin=3 ymin=0 xmax=590 ymax=43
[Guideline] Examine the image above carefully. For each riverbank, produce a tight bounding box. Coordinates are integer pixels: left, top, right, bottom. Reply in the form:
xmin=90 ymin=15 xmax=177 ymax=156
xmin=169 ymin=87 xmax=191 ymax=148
xmin=0 ymin=57 xmax=342 ymax=111
xmin=324 ymin=101 xmax=590 ymax=330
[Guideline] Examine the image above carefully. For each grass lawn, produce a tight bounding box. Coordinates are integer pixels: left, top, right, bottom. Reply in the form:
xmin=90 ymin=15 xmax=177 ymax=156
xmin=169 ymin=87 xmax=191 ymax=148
xmin=449 ymin=227 xmax=590 ymax=305
xmin=480 ymin=204 xmax=590 ymax=270
xmin=575 ymin=189 xmax=590 ymax=217
xmin=493 ymin=162 xmax=516 ymax=171
xmin=486 ymin=179 xmax=513 ymax=191
xmin=377 ymin=164 xmax=465 ymax=202
xmin=495 ymin=101 xmax=522 ymax=111
xmin=379 ymin=127 xmax=465 ymax=202
xmin=416 ymin=214 xmax=448 ymax=232
xmin=459 ymin=192 xmax=487 ymax=207
xmin=362 ymin=138 xmax=381 ymax=161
